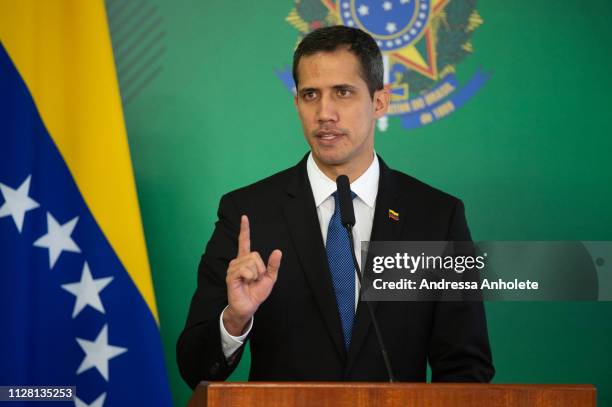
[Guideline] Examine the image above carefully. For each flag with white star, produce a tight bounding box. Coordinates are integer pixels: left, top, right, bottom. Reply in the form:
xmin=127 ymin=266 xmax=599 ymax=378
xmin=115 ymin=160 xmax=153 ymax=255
xmin=0 ymin=2 xmax=172 ymax=406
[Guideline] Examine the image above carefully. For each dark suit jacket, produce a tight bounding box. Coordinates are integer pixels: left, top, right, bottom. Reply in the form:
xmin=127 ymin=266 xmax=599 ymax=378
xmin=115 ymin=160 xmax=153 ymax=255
xmin=177 ymin=154 xmax=494 ymax=388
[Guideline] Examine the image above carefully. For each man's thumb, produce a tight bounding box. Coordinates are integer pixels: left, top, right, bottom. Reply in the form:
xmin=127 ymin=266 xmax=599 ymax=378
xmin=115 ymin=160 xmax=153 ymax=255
xmin=267 ymin=249 xmax=282 ymax=279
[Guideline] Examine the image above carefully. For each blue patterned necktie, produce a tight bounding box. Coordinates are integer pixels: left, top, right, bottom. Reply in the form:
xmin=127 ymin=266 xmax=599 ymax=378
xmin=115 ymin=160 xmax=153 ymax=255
xmin=326 ymin=190 xmax=357 ymax=350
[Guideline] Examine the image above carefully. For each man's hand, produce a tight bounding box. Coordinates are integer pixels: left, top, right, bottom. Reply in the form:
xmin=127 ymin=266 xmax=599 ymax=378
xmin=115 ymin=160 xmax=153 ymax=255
xmin=223 ymin=215 xmax=282 ymax=336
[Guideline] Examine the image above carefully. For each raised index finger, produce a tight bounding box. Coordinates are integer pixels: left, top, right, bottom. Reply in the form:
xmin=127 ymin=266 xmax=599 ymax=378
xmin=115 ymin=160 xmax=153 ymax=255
xmin=237 ymin=214 xmax=251 ymax=257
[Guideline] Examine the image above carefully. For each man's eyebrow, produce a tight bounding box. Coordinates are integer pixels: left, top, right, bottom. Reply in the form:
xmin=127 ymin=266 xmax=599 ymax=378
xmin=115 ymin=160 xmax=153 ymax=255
xmin=298 ymin=84 xmax=357 ymax=93
xmin=332 ymin=84 xmax=357 ymax=90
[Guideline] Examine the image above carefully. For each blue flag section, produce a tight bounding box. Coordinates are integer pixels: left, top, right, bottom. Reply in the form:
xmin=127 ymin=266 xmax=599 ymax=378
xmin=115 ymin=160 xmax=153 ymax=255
xmin=0 ymin=43 xmax=172 ymax=406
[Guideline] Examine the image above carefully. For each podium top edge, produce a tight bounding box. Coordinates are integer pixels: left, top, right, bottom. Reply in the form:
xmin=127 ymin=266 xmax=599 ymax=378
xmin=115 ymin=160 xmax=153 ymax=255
xmin=196 ymin=382 xmax=596 ymax=391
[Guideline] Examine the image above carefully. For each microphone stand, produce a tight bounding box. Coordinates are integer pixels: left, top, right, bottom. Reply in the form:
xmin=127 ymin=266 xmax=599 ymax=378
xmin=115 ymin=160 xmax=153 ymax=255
xmin=344 ymin=224 xmax=396 ymax=383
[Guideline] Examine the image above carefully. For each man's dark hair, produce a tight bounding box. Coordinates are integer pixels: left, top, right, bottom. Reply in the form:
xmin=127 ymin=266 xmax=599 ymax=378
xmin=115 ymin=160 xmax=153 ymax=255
xmin=292 ymin=25 xmax=384 ymax=98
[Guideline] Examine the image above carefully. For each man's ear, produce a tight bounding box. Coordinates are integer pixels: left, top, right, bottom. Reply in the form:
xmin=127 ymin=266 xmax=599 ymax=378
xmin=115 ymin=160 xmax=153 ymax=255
xmin=373 ymin=85 xmax=390 ymax=119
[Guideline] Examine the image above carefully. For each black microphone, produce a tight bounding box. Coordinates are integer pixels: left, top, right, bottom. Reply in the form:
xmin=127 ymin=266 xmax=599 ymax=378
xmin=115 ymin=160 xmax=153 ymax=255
xmin=336 ymin=175 xmax=355 ymax=227
xmin=335 ymin=175 xmax=396 ymax=383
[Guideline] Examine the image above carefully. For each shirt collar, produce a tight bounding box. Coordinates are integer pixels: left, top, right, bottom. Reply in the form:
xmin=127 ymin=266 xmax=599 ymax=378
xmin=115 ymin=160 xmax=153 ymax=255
xmin=306 ymin=152 xmax=379 ymax=209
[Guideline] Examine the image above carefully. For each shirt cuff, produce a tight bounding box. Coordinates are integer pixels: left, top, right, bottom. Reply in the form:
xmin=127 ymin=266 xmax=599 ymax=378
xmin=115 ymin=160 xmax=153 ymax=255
xmin=219 ymin=305 xmax=253 ymax=360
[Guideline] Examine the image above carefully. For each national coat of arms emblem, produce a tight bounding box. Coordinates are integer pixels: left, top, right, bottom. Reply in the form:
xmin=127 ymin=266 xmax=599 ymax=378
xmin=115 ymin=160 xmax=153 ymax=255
xmin=277 ymin=0 xmax=488 ymax=130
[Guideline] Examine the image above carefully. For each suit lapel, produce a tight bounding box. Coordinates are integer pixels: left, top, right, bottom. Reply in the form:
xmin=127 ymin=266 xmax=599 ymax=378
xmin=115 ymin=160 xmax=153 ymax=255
xmin=282 ymin=155 xmax=347 ymax=362
xmin=345 ymin=156 xmax=405 ymax=376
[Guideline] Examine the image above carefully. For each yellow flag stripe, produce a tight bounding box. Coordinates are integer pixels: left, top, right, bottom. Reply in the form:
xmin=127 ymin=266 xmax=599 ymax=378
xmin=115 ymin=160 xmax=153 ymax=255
xmin=0 ymin=1 xmax=159 ymax=323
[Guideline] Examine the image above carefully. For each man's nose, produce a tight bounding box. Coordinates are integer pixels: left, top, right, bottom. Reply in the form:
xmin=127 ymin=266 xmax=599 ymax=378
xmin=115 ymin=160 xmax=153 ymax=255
xmin=317 ymin=93 xmax=338 ymax=123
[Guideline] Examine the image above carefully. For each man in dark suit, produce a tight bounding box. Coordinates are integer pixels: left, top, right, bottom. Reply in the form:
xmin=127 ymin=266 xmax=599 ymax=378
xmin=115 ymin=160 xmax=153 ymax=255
xmin=177 ymin=26 xmax=494 ymax=389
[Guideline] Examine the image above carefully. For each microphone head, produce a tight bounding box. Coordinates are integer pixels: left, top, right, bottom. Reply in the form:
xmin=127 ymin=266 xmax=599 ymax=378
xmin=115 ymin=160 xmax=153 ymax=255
xmin=336 ymin=175 xmax=355 ymax=227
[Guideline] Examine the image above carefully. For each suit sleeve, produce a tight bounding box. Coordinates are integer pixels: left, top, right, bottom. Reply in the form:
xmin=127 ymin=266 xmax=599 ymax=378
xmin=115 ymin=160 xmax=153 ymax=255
xmin=176 ymin=193 xmax=247 ymax=389
xmin=428 ymin=199 xmax=495 ymax=382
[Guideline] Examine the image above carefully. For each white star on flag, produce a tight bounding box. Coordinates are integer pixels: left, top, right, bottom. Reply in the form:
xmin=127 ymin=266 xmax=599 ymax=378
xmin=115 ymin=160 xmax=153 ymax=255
xmin=61 ymin=262 xmax=113 ymax=318
xmin=386 ymin=22 xmax=397 ymax=33
xmin=0 ymin=175 xmax=40 ymax=233
xmin=76 ymin=325 xmax=127 ymax=381
xmin=75 ymin=393 xmax=106 ymax=407
xmin=33 ymin=213 xmax=81 ymax=269
xmin=358 ymin=4 xmax=369 ymax=16
xmin=383 ymin=1 xmax=393 ymax=11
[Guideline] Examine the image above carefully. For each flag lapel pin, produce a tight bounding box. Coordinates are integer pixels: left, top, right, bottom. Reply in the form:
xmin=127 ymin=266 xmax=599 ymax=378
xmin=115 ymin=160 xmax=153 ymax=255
xmin=388 ymin=209 xmax=399 ymax=221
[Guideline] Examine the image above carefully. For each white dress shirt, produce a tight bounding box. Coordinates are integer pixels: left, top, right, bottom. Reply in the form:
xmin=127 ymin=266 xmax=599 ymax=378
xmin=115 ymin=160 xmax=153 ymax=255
xmin=219 ymin=152 xmax=380 ymax=359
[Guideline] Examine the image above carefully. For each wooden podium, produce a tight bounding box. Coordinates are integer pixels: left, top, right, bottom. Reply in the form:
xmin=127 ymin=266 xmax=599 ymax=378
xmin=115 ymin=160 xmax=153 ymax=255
xmin=188 ymin=382 xmax=596 ymax=407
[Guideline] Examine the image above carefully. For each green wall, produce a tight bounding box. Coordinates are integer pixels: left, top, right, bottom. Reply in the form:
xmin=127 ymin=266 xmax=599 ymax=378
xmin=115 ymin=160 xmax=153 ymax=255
xmin=108 ymin=1 xmax=612 ymax=405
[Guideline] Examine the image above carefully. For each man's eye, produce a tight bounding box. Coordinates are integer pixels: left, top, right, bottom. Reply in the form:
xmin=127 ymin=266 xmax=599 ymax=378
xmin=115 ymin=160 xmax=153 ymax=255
xmin=338 ymin=89 xmax=352 ymax=97
xmin=302 ymin=92 xmax=316 ymax=100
